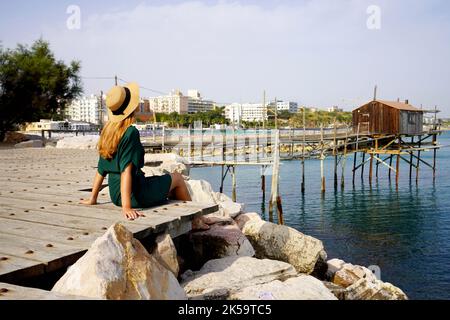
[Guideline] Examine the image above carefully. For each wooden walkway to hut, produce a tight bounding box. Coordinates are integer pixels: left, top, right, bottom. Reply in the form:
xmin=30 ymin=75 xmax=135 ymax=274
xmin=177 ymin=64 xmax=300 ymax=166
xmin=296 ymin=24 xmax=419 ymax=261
xmin=0 ymin=148 xmax=218 ymax=289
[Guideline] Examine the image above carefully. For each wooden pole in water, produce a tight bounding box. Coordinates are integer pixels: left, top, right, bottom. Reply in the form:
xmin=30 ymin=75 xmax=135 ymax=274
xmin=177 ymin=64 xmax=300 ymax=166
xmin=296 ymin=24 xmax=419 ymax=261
xmin=396 ymin=153 xmax=400 ymax=188
xmin=353 ymin=123 xmax=360 ymax=185
xmin=433 ymin=134 xmax=437 ymax=182
xmin=301 ymin=107 xmax=306 ymax=194
xmin=361 ymin=153 xmax=366 ymax=180
xmin=333 ymin=119 xmax=338 ymax=190
xmin=416 ymin=135 xmax=422 ymax=184
xmin=320 ymin=124 xmax=325 ymax=193
xmin=341 ymin=125 xmax=349 ymax=189
xmin=369 ymin=153 xmax=374 ymax=185
xmin=231 ymin=165 xmax=237 ymax=202
xmin=389 ymin=155 xmax=393 ymax=180
xmin=409 ymin=136 xmax=414 ymax=181
xmin=269 ymin=130 xmax=282 ymax=224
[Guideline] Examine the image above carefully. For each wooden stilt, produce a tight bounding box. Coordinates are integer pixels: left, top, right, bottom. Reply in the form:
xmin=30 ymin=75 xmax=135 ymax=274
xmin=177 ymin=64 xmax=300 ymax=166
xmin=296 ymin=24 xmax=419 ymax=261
xmin=376 ymin=154 xmax=379 ymax=178
xmin=352 ymin=152 xmax=357 ymax=185
xmin=416 ymin=136 xmax=422 ymax=184
xmin=369 ymin=153 xmax=374 ymax=185
xmin=220 ymin=165 xmax=225 ymax=193
xmin=389 ymin=155 xmax=393 ymax=180
xmin=361 ymin=153 xmax=366 ymax=179
xmin=333 ymin=119 xmax=338 ymax=189
xmin=301 ymin=109 xmax=306 ymax=194
xmin=231 ymin=165 xmax=237 ymax=202
xmin=409 ymin=137 xmax=414 ymax=181
xmin=269 ymin=130 xmax=282 ymax=224
xmin=341 ymin=127 xmax=349 ymax=189
xmin=320 ymin=124 xmax=325 ymax=193
xmin=433 ymin=134 xmax=437 ymax=181
xmin=396 ymin=153 xmax=400 ymax=189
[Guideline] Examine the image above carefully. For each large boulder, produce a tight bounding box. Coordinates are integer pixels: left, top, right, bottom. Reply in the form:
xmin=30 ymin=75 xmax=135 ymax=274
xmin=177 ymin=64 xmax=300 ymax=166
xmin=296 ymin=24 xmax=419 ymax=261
xmin=189 ymin=223 xmax=255 ymax=266
xmin=52 ymin=223 xmax=186 ymax=300
xmin=344 ymin=278 xmax=408 ymax=300
xmin=328 ymin=260 xmax=377 ymax=288
xmin=14 ymin=140 xmax=43 ymax=148
xmin=239 ymin=219 xmax=326 ymax=274
xmin=55 ymin=135 xmax=99 ymax=149
xmin=153 ymin=233 xmax=179 ymax=277
xmin=186 ymin=179 xmax=244 ymax=218
xmin=181 ymin=256 xmax=297 ymax=299
xmin=230 ymin=275 xmax=337 ymax=300
xmin=234 ymin=212 xmax=263 ymax=229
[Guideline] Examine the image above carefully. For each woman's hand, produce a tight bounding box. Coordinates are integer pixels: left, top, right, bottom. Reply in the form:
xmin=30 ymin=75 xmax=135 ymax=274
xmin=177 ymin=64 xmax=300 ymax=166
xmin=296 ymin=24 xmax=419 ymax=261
xmin=122 ymin=207 xmax=145 ymax=220
xmin=79 ymin=198 xmax=97 ymax=205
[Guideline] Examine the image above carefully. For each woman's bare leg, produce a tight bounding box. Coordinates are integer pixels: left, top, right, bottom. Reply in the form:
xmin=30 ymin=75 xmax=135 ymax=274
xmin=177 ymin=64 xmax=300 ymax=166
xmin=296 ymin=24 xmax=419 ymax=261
xmin=168 ymin=173 xmax=209 ymax=230
xmin=168 ymin=172 xmax=191 ymax=201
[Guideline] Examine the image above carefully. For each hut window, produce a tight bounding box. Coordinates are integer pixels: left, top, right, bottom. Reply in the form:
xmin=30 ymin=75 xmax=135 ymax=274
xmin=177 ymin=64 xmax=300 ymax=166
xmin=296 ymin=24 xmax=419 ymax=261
xmin=408 ymin=113 xmax=416 ymax=125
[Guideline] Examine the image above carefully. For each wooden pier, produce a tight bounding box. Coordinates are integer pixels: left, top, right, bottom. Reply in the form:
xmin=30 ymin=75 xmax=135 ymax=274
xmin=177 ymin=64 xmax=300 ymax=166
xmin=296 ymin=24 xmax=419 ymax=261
xmin=0 ymin=148 xmax=218 ymax=296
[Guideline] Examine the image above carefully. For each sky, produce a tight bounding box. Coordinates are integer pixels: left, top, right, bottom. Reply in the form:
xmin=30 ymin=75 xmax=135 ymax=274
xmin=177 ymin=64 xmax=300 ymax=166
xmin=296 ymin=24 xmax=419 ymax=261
xmin=1 ymin=0 xmax=450 ymax=115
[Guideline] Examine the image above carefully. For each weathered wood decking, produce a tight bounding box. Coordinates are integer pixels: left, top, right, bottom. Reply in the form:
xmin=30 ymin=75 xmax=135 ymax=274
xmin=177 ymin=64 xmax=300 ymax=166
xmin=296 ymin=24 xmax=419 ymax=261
xmin=0 ymin=148 xmax=218 ymax=286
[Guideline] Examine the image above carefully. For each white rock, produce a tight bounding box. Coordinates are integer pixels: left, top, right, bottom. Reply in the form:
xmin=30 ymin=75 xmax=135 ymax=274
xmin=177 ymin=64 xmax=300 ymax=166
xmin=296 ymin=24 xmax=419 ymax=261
xmin=186 ymin=180 xmax=216 ymax=204
xmin=344 ymin=278 xmax=408 ymax=300
xmin=56 ymin=135 xmax=99 ymax=149
xmin=14 ymin=140 xmax=43 ymax=148
xmin=181 ymin=256 xmax=297 ymax=299
xmin=234 ymin=212 xmax=263 ymax=230
xmin=241 ymin=220 xmax=325 ymax=274
xmin=219 ymin=201 xmax=244 ymax=218
xmin=230 ymin=275 xmax=337 ymax=300
xmin=186 ymin=179 xmax=244 ymax=218
xmin=153 ymin=233 xmax=179 ymax=277
xmin=326 ymin=258 xmax=345 ymax=279
xmin=189 ymin=223 xmax=255 ymax=265
xmin=52 ymin=223 xmax=186 ymax=300
xmin=332 ymin=263 xmax=377 ymax=288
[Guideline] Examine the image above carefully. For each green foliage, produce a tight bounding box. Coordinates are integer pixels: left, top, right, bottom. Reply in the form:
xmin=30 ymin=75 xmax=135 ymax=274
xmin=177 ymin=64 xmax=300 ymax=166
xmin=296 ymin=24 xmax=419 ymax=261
xmin=289 ymin=108 xmax=352 ymax=128
xmin=155 ymin=107 xmax=228 ymax=127
xmin=0 ymin=39 xmax=82 ymax=139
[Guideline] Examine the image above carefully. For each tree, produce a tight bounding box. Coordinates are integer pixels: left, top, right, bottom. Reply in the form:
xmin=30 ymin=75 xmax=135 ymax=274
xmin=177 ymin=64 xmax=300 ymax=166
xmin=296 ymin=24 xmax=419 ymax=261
xmin=0 ymin=39 xmax=82 ymax=140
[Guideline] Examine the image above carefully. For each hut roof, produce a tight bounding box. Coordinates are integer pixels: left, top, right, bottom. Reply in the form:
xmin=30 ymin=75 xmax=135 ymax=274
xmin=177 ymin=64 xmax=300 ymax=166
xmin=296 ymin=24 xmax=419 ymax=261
xmin=377 ymin=100 xmax=422 ymax=112
xmin=356 ymin=100 xmax=422 ymax=112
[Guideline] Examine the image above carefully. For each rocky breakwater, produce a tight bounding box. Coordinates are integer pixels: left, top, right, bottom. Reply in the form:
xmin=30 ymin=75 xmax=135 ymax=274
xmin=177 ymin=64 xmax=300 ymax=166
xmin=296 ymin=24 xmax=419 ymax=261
xmin=50 ymin=153 xmax=407 ymax=300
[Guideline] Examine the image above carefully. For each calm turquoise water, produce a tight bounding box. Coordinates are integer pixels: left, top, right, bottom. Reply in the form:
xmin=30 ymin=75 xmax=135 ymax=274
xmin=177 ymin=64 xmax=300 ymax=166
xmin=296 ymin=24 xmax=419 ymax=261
xmin=191 ymin=131 xmax=450 ymax=300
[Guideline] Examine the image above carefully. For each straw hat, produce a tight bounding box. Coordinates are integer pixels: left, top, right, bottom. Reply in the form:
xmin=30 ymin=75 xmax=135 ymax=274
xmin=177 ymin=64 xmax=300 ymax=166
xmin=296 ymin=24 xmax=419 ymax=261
xmin=106 ymin=82 xmax=140 ymax=123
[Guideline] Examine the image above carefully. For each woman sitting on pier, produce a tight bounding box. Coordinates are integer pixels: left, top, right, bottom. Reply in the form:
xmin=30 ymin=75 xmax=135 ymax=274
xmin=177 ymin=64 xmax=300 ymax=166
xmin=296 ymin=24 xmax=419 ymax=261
xmin=81 ymin=83 xmax=209 ymax=229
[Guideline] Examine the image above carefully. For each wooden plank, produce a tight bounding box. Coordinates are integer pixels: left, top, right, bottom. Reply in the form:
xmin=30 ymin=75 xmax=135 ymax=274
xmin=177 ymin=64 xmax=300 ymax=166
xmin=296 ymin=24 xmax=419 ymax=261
xmin=0 ymin=254 xmax=45 ymax=282
xmin=0 ymin=233 xmax=84 ymax=274
xmin=0 ymin=217 xmax=103 ymax=248
xmin=0 ymin=200 xmax=179 ymax=238
xmin=0 ymin=282 xmax=90 ymax=300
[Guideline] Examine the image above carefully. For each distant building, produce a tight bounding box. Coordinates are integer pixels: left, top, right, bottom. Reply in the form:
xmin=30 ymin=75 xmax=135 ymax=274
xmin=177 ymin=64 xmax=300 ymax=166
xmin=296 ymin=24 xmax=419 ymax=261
xmin=225 ymin=103 xmax=268 ymax=123
xmin=25 ymin=119 xmax=95 ymax=131
xmin=187 ymin=90 xmax=214 ymax=114
xmin=327 ymin=106 xmax=344 ymax=113
xmin=26 ymin=119 xmax=68 ymax=131
xmin=135 ymin=98 xmax=154 ymax=122
xmin=148 ymin=90 xmax=188 ymax=114
xmin=65 ymin=94 xmax=106 ymax=125
xmin=276 ymin=101 xmax=298 ymax=113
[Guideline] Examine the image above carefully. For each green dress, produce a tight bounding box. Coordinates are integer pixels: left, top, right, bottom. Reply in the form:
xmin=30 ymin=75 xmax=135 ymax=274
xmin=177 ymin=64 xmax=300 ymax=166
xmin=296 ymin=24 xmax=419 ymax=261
xmin=97 ymin=125 xmax=172 ymax=208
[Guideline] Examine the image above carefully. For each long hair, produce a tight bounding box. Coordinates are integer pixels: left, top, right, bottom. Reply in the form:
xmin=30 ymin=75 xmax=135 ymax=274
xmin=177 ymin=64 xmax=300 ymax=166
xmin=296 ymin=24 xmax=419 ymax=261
xmin=98 ymin=112 xmax=135 ymax=159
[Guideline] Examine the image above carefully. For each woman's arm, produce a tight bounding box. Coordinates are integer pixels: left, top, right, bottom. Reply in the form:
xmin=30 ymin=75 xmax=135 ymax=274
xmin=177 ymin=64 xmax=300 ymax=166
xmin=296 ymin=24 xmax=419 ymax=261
xmin=120 ymin=163 xmax=144 ymax=220
xmin=80 ymin=172 xmax=104 ymax=205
